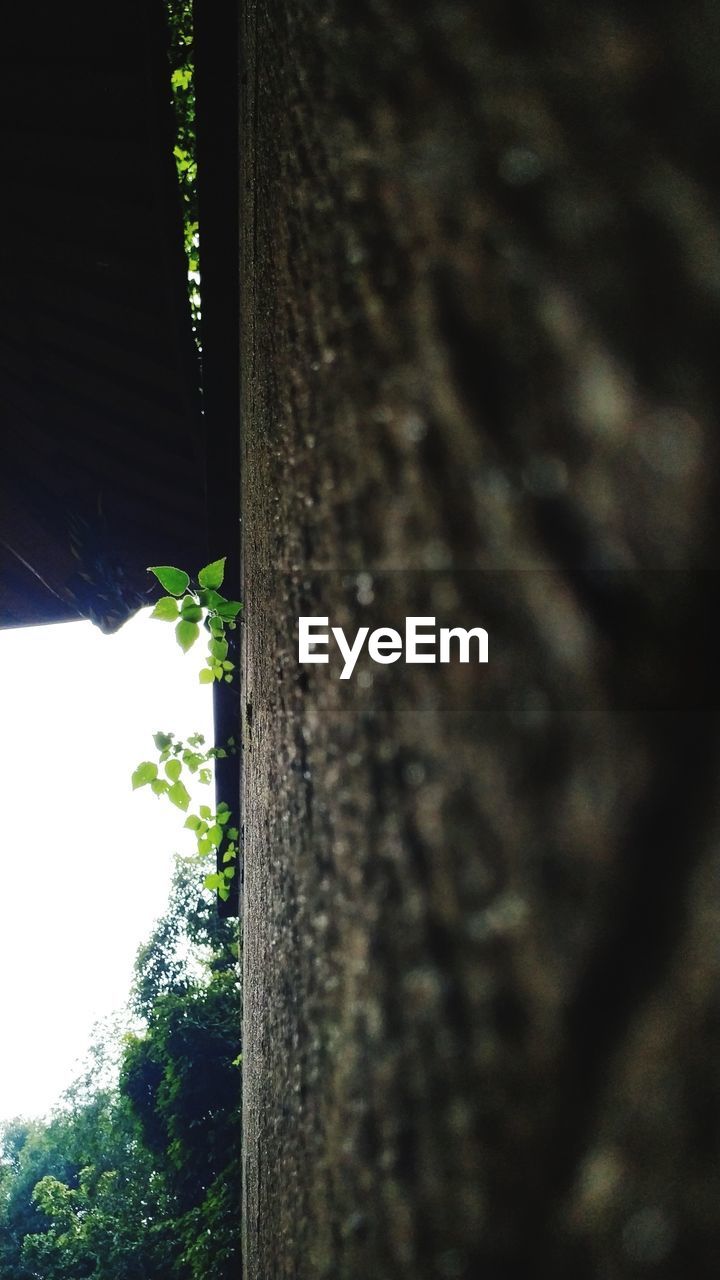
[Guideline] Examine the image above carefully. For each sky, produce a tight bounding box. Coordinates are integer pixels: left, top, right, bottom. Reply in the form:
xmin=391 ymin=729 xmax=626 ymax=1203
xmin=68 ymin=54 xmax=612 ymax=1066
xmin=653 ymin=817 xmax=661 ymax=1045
xmin=0 ymin=610 xmax=214 ymax=1122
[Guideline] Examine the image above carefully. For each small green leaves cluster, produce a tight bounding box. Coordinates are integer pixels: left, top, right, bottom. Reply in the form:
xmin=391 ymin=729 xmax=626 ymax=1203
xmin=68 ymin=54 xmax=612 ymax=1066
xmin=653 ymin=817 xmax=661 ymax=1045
xmin=185 ymin=802 xmax=239 ymax=902
xmin=132 ymin=731 xmax=238 ymax=902
xmin=166 ymin=0 xmax=200 ymax=335
xmin=147 ymin=559 xmax=242 ymax=683
xmin=135 ymin=558 xmax=241 ymax=903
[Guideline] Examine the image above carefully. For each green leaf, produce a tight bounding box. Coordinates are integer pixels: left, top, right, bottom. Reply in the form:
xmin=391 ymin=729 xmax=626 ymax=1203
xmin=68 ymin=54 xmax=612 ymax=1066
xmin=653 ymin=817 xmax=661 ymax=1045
xmin=198 ymin=835 xmax=212 ymax=856
xmin=148 ymin=565 xmax=190 ymax=596
xmin=203 ymin=872 xmax=223 ymax=892
xmin=207 ymin=824 xmax=223 ymax=847
xmin=217 ymin=809 xmax=231 ymax=824
xmin=171 ymin=66 xmax=192 ymax=90
xmin=223 ymin=847 xmax=235 ymax=863
xmin=209 ymin=616 xmax=225 ymax=636
xmin=198 ymin=768 xmax=212 ymax=785
xmin=222 ymin=660 xmax=234 ymax=671
xmin=198 ymin=557 xmax=226 ymax=590
xmin=132 ymin=762 xmax=157 ymax=789
xmin=224 ymin=866 xmax=236 ymax=880
xmin=168 ymin=780 xmax=191 ymax=811
xmin=199 ymin=804 xmax=212 ymax=820
xmin=209 ymin=636 xmax=228 ymax=661
xmin=198 ymin=588 xmax=225 ymax=609
xmin=180 ymin=596 xmax=203 ymax=622
xmin=228 ymin=827 xmax=239 ymax=841
xmin=150 ymin=778 xmax=169 ymax=796
xmin=184 ymin=814 xmax=202 ymax=831
xmin=175 ymin=619 xmax=199 ymax=653
xmin=165 ymin=758 xmax=182 ymax=782
xmin=216 ymin=599 xmax=243 ymax=620
xmin=153 ymin=732 xmax=173 ymax=752
xmin=199 ymin=668 xmax=215 ymax=684
xmin=150 ymin=596 xmax=179 ymax=621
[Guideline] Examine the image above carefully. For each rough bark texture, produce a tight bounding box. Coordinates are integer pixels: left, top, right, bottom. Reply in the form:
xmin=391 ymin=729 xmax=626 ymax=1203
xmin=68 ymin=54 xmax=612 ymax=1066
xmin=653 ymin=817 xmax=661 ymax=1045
xmin=240 ymin=3 xmax=720 ymax=1277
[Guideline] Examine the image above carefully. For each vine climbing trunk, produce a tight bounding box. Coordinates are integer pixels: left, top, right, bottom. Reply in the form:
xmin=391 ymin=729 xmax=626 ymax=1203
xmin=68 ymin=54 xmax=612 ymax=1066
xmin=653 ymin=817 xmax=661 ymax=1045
xmin=240 ymin=2 xmax=720 ymax=1277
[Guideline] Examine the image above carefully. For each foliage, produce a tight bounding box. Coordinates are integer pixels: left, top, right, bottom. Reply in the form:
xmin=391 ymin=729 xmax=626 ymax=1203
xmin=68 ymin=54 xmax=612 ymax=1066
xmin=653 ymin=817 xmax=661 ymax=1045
xmin=132 ymin=559 xmax=243 ymax=900
xmin=121 ymin=979 xmax=240 ymax=1213
xmin=0 ymin=867 xmax=241 ymax=1280
xmin=165 ymin=0 xmax=200 ymax=334
xmin=20 ymin=1094 xmax=175 ymax=1280
xmin=147 ymin=558 xmax=242 ymax=683
xmin=0 ymin=1118 xmax=73 ymax=1279
xmin=131 ymin=859 xmax=239 ymax=1022
xmin=131 ymin=728 xmax=239 ymax=897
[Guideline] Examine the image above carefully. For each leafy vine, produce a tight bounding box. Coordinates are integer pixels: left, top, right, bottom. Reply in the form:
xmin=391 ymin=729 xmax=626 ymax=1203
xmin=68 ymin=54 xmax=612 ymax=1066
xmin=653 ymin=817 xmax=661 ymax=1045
xmin=132 ymin=559 xmax=241 ymax=901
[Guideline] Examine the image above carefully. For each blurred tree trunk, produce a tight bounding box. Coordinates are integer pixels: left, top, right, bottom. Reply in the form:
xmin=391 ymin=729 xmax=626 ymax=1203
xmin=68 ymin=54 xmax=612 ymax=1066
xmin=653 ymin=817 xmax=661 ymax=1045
xmin=240 ymin=2 xmax=720 ymax=1277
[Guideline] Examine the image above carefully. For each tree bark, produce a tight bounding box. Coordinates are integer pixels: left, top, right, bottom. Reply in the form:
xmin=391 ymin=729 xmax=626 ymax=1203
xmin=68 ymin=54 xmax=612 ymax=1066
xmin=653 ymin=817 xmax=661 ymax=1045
xmin=240 ymin=3 xmax=720 ymax=1276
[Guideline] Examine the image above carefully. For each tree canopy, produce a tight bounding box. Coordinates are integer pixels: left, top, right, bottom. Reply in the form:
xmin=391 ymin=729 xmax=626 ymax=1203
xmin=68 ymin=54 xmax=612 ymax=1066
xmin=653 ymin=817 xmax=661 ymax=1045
xmin=0 ymin=863 xmax=240 ymax=1280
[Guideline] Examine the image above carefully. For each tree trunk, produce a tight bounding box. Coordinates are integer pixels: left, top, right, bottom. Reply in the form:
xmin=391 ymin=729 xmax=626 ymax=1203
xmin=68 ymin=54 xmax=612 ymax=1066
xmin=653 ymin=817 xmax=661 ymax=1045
xmin=240 ymin=3 xmax=720 ymax=1276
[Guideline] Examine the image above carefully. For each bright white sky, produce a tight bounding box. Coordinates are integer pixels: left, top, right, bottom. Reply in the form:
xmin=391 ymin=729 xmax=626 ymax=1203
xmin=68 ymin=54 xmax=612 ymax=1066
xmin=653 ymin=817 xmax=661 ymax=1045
xmin=0 ymin=610 xmax=214 ymax=1122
